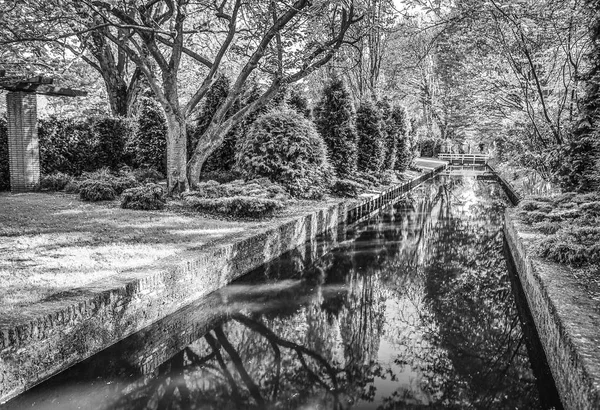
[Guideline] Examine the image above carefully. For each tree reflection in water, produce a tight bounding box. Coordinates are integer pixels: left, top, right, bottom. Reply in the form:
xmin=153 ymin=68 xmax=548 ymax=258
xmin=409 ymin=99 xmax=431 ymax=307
xmin=6 ymin=177 xmax=545 ymax=410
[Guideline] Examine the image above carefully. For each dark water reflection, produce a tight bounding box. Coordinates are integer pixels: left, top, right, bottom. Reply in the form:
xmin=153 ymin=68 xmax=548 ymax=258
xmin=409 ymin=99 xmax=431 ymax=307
xmin=4 ymin=176 xmax=547 ymax=410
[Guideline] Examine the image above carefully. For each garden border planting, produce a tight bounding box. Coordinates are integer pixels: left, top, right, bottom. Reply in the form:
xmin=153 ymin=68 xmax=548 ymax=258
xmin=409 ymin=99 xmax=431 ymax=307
xmin=0 ymin=163 xmax=446 ymax=403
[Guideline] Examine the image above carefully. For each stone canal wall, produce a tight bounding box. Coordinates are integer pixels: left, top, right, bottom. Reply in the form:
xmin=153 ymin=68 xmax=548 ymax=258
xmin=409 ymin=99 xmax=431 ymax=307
xmin=504 ymin=212 xmax=600 ymax=410
xmin=0 ymin=165 xmax=445 ymax=403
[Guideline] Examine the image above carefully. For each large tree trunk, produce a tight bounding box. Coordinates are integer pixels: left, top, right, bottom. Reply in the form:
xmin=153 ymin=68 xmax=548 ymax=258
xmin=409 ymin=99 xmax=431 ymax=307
xmin=102 ymin=73 xmax=129 ymax=117
xmin=187 ymin=124 xmax=228 ymax=186
xmin=164 ymin=111 xmax=189 ymax=195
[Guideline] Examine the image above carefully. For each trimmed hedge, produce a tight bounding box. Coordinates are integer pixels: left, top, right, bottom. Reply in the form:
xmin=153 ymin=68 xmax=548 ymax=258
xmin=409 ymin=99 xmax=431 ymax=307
xmin=39 ymin=116 xmax=133 ymax=176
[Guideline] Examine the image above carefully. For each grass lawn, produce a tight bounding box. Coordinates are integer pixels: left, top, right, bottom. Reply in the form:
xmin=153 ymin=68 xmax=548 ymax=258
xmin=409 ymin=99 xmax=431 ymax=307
xmin=0 ymin=192 xmax=272 ymax=314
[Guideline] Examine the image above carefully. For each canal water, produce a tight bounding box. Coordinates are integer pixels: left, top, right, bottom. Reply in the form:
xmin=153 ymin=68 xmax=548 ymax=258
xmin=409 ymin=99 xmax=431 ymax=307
xmin=3 ymin=176 xmax=558 ymax=409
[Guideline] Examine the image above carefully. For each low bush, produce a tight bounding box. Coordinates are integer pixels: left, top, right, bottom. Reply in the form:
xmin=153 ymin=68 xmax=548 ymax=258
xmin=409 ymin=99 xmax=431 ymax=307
xmin=39 ymin=172 xmax=73 ymax=191
xmin=186 ymin=178 xmax=289 ymax=201
xmin=332 ymin=179 xmax=364 ymax=197
xmin=82 ymin=168 xmax=138 ymax=194
xmin=121 ymin=183 xmax=165 ymax=210
xmin=79 ymin=180 xmax=116 ymax=201
xmin=184 ymin=196 xmax=284 ymax=218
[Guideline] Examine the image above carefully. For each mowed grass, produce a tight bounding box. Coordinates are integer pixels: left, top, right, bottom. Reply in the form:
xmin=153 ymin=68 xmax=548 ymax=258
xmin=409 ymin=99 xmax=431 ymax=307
xmin=0 ymin=192 xmax=258 ymax=313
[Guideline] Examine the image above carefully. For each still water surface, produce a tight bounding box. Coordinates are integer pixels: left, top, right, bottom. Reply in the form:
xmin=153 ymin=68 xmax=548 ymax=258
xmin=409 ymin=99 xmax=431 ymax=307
xmin=4 ymin=176 xmax=548 ymax=409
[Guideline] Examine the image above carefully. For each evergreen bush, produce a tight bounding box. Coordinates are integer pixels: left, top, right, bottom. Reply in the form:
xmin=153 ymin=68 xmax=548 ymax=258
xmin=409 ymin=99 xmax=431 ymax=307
xmin=130 ymin=97 xmax=167 ymax=174
xmin=314 ymin=78 xmax=358 ymax=177
xmin=236 ymin=108 xmax=334 ymax=199
xmin=0 ymin=117 xmax=9 ymax=191
xmin=356 ymin=100 xmax=385 ymax=173
xmin=121 ymin=183 xmax=165 ymax=210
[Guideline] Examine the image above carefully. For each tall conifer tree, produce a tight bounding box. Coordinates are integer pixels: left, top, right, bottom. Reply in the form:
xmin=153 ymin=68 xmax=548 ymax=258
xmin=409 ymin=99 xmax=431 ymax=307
xmin=314 ymin=78 xmax=358 ymax=177
xmin=356 ymin=100 xmax=385 ymax=173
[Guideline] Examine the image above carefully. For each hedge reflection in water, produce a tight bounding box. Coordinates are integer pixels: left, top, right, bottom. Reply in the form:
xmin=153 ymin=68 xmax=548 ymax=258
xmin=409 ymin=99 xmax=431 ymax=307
xmin=8 ymin=176 xmax=542 ymax=410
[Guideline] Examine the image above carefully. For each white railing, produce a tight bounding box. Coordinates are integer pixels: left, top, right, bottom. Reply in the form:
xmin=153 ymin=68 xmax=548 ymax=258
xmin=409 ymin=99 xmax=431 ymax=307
xmin=437 ymin=153 xmax=490 ymax=164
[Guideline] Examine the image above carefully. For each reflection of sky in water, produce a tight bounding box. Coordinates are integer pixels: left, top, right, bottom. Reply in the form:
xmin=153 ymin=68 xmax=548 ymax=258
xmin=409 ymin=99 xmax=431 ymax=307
xmin=4 ymin=176 xmax=544 ymax=410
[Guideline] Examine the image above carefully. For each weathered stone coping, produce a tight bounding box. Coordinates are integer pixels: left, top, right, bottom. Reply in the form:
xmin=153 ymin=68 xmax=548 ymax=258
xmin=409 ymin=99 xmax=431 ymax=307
xmin=0 ymin=165 xmax=445 ymax=404
xmin=504 ymin=211 xmax=600 ymax=410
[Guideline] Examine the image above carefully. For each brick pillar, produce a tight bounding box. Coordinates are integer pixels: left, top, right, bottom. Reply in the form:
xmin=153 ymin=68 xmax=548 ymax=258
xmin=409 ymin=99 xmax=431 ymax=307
xmin=6 ymin=91 xmax=40 ymax=192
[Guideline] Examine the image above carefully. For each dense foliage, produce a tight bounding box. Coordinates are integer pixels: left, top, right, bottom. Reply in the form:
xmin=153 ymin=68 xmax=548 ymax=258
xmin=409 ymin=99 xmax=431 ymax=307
xmin=0 ymin=117 xmax=8 ymax=191
xmin=314 ymin=78 xmax=358 ymax=177
xmin=129 ymin=97 xmax=167 ymax=174
xmin=356 ymin=100 xmax=384 ymax=173
xmin=236 ymin=108 xmax=334 ymax=199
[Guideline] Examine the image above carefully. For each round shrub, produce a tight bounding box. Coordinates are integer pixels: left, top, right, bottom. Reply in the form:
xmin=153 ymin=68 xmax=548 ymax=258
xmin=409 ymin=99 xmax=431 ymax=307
xmin=79 ymin=180 xmax=117 ymax=201
xmin=356 ymin=100 xmax=384 ymax=173
xmin=314 ymin=78 xmax=358 ymax=177
xmin=121 ymin=183 xmax=165 ymax=210
xmin=236 ymin=108 xmax=334 ymax=199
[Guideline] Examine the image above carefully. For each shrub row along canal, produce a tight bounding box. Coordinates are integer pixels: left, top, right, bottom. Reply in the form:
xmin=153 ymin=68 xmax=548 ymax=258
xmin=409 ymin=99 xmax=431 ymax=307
xmin=4 ymin=176 xmax=555 ymax=410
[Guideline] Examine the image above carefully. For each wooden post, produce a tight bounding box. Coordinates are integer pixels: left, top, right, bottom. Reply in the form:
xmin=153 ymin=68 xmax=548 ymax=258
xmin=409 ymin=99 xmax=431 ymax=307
xmin=6 ymin=91 xmax=40 ymax=192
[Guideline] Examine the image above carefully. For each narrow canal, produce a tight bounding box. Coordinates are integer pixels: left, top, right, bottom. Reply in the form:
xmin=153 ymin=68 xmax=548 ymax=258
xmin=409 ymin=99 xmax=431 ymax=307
xmin=3 ymin=176 xmax=560 ymax=409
